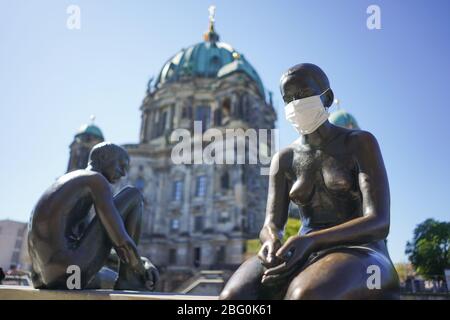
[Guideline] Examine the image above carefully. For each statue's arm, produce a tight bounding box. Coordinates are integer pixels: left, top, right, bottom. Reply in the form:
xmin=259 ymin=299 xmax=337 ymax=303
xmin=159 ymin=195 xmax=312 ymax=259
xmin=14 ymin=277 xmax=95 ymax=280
xmin=305 ymin=130 xmax=390 ymax=250
xmin=260 ymin=149 xmax=292 ymax=243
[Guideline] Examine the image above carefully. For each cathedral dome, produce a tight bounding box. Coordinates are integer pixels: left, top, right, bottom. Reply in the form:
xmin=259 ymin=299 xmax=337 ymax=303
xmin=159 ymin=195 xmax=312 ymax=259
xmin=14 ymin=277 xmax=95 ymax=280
xmin=328 ymin=109 xmax=360 ymax=129
xmin=75 ymin=123 xmax=104 ymax=140
xmin=154 ymin=24 xmax=265 ymax=97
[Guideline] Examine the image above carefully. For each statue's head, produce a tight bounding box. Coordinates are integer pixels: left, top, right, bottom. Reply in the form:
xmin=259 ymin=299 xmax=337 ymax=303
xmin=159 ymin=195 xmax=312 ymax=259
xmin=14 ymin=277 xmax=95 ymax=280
xmin=280 ymin=63 xmax=334 ymax=108
xmin=88 ymin=142 xmax=130 ymax=184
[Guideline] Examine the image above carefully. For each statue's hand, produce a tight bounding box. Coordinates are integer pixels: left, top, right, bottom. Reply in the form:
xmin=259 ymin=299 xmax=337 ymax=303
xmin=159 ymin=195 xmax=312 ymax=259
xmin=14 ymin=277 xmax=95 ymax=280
xmin=258 ymin=238 xmax=283 ymax=268
xmin=115 ymin=238 xmax=142 ymax=270
xmin=261 ymin=235 xmax=315 ymax=286
xmin=141 ymin=258 xmax=159 ymax=291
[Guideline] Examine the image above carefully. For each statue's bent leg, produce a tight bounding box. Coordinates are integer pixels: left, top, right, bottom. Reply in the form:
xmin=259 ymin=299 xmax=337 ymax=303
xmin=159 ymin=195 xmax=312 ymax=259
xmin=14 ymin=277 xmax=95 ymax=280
xmin=72 ymin=186 xmax=144 ymax=288
xmin=284 ymin=249 xmax=400 ymax=300
xmin=110 ymin=187 xmax=146 ymax=289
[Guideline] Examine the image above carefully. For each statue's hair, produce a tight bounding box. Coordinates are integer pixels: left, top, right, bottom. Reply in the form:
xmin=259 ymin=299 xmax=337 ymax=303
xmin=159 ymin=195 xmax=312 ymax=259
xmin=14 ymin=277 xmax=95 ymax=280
xmin=280 ymin=63 xmax=330 ymax=88
xmin=88 ymin=142 xmax=129 ymax=168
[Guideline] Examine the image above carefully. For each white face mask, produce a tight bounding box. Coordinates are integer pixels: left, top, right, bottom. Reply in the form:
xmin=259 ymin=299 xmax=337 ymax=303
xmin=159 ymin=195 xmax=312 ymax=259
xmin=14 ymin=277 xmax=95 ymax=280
xmin=284 ymin=88 xmax=330 ymax=135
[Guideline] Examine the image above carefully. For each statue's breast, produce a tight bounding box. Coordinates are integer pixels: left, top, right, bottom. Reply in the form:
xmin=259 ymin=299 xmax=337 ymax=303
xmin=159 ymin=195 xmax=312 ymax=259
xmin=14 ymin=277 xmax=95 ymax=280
xmin=288 ymin=148 xmax=318 ymax=205
xmin=321 ymin=154 xmax=358 ymax=196
xmin=289 ymin=147 xmax=359 ymax=207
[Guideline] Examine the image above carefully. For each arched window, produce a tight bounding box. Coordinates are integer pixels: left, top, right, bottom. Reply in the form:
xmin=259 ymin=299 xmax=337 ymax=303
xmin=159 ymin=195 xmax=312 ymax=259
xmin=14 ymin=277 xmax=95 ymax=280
xmin=195 ymin=176 xmax=207 ymax=197
xmin=222 ymin=98 xmax=231 ymax=116
xmin=221 ymin=171 xmax=230 ymax=190
xmin=194 ymin=215 xmax=204 ymax=232
xmin=172 ymin=180 xmax=183 ymax=201
xmin=241 ymin=169 xmax=247 ymax=184
xmin=158 ymin=111 xmax=167 ymax=136
xmin=235 ymin=94 xmax=245 ymax=118
xmin=195 ymin=106 xmax=211 ymax=132
xmin=214 ymin=108 xmax=222 ymax=126
xmin=181 ymin=104 xmax=193 ymax=119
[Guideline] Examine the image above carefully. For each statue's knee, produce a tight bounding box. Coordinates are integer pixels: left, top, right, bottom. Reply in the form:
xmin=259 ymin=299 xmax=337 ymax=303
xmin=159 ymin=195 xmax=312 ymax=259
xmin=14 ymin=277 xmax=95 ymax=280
xmin=121 ymin=186 xmax=144 ymax=203
xmin=286 ymin=284 xmax=319 ymax=300
xmin=286 ymin=287 xmax=303 ymax=300
xmin=219 ymin=288 xmax=238 ymax=300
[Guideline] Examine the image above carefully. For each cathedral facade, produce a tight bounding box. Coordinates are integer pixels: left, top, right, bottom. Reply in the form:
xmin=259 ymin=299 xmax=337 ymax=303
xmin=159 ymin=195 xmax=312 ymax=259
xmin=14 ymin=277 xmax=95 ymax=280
xmin=119 ymin=20 xmax=276 ymax=290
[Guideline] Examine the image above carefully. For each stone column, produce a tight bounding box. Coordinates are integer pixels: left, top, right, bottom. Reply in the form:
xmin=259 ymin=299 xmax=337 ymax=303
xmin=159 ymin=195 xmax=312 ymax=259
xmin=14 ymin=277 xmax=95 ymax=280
xmin=182 ymin=165 xmax=192 ymax=234
xmin=140 ymin=109 xmax=149 ymax=143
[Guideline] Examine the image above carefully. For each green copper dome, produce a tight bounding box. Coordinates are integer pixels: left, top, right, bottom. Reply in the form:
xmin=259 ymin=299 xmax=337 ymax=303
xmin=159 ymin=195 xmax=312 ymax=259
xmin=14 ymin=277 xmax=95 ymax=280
xmin=76 ymin=124 xmax=104 ymax=140
xmin=154 ymin=33 xmax=265 ymax=97
xmin=329 ymin=109 xmax=360 ymax=129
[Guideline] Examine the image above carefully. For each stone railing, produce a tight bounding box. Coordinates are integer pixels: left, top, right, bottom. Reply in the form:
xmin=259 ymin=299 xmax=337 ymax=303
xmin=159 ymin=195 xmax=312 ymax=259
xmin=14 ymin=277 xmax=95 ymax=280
xmin=0 ymin=285 xmax=218 ymax=300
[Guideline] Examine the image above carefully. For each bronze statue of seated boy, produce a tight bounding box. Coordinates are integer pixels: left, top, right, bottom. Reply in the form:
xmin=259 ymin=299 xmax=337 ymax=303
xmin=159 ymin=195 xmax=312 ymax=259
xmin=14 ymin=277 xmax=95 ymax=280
xmin=28 ymin=142 xmax=158 ymax=290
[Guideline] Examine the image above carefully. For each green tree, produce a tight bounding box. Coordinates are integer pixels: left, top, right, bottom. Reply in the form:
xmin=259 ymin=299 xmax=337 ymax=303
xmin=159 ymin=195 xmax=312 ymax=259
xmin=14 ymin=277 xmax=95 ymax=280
xmin=283 ymin=218 xmax=301 ymax=242
xmin=246 ymin=218 xmax=301 ymax=256
xmin=405 ymin=218 xmax=450 ymax=280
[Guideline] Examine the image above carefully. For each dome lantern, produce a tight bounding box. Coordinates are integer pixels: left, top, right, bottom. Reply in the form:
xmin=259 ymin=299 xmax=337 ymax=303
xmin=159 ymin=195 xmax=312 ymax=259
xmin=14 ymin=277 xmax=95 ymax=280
xmin=203 ymin=5 xmax=219 ymax=43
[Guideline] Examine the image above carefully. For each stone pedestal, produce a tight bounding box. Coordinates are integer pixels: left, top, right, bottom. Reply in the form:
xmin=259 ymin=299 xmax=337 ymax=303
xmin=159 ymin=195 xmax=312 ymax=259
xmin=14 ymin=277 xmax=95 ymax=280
xmin=0 ymin=285 xmax=218 ymax=300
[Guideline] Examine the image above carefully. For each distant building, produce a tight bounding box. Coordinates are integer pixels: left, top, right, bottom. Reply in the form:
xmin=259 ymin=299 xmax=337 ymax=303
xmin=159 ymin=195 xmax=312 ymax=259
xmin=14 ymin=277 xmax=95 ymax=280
xmin=0 ymin=219 xmax=30 ymax=271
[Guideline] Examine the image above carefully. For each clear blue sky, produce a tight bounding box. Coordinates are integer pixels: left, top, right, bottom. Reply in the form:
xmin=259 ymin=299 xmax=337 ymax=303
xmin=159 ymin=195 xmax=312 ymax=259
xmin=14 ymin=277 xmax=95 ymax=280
xmin=1 ymin=0 xmax=449 ymax=263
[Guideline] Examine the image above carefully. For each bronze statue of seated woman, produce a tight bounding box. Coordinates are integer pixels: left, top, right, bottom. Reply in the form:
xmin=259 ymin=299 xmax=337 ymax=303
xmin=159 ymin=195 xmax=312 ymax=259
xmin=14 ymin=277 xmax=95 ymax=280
xmin=220 ymin=63 xmax=399 ymax=300
xmin=28 ymin=142 xmax=158 ymax=290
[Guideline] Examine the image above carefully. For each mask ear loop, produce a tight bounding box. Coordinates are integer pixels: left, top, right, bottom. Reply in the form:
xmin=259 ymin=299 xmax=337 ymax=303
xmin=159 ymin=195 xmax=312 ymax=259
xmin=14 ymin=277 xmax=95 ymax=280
xmin=320 ymin=88 xmax=331 ymax=97
xmin=295 ymin=88 xmax=331 ymax=100
xmin=320 ymin=88 xmax=331 ymax=113
xmin=289 ymin=88 xmax=331 ymax=104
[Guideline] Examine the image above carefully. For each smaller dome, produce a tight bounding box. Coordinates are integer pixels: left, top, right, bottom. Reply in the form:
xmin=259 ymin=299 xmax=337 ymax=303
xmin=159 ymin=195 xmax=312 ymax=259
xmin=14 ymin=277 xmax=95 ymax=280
xmin=329 ymin=109 xmax=360 ymax=129
xmin=76 ymin=124 xmax=104 ymax=140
